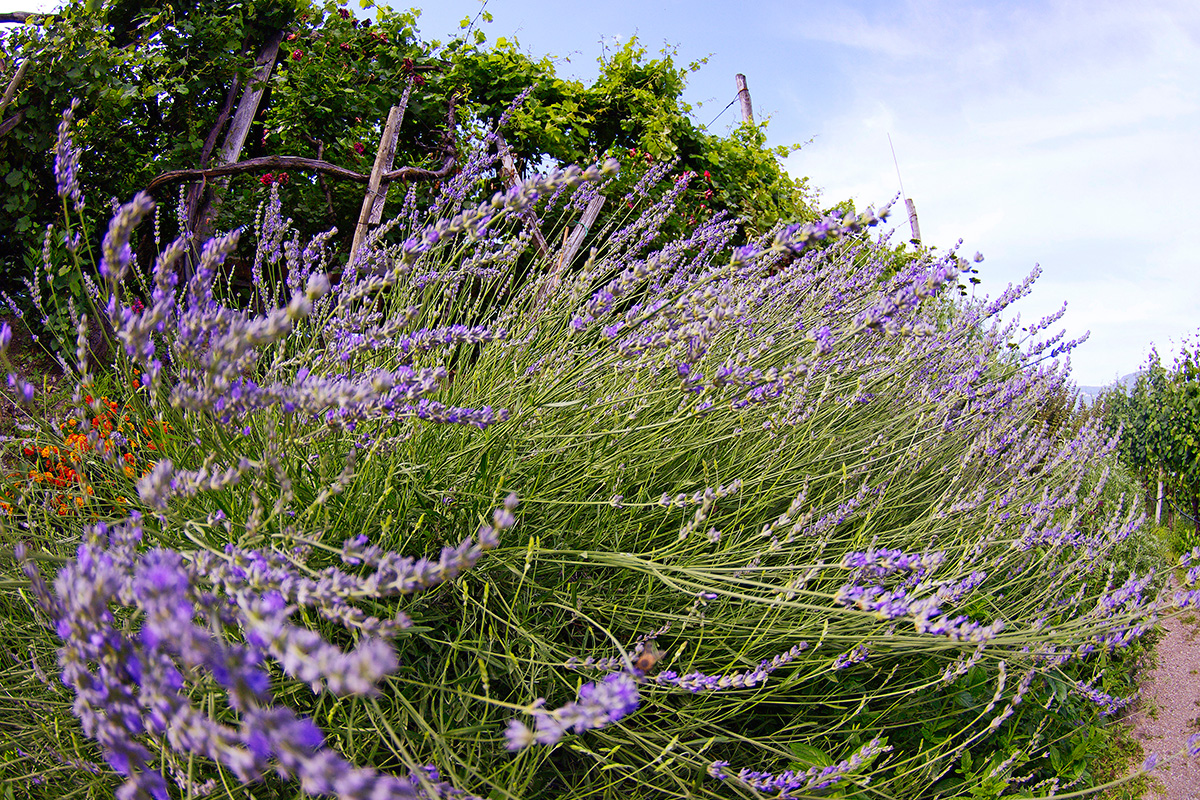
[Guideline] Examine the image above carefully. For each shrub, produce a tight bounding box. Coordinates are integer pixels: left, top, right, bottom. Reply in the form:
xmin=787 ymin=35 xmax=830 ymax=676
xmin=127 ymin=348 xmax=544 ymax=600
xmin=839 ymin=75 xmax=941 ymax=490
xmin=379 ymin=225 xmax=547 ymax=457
xmin=0 ymin=102 xmax=1194 ymax=800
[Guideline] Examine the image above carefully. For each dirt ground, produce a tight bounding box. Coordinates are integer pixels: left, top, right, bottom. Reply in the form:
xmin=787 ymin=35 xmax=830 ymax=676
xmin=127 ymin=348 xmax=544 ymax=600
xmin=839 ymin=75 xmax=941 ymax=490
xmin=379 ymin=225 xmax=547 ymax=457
xmin=1123 ymin=603 xmax=1200 ymax=799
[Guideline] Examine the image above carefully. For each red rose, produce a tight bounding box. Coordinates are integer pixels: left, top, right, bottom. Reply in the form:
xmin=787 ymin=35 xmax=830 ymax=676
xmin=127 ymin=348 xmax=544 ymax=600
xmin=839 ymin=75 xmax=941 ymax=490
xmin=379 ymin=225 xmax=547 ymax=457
xmin=353 ymin=142 xmax=365 ymax=154
xmin=291 ymin=49 xmax=303 ymax=60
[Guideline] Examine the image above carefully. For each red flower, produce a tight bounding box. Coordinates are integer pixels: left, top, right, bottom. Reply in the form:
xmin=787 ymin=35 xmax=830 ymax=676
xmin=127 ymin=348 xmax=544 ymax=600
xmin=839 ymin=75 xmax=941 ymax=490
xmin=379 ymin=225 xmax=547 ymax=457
xmin=338 ymin=8 xmax=350 ymax=18
xmin=353 ymin=142 xmax=365 ymax=155
xmin=703 ymin=170 xmax=711 ymax=180
xmin=260 ymin=173 xmax=274 ymax=185
xmin=287 ymin=33 xmax=298 ymax=41
xmin=291 ymin=49 xmax=304 ymax=60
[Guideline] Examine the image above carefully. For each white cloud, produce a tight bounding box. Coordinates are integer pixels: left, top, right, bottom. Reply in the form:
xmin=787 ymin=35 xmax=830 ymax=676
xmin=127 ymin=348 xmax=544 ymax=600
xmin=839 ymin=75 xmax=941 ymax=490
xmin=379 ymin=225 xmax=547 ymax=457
xmin=784 ymin=0 xmax=1200 ymax=385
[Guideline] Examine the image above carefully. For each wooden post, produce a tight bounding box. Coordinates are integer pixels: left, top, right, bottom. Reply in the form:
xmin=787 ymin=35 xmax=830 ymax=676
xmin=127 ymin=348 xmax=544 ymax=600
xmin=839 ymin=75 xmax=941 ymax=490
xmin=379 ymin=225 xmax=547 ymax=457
xmin=190 ymin=28 xmax=285 ymax=242
xmin=535 ymin=194 xmax=605 ymax=310
xmin=559 ymin=195 xmax=605 ymax=270
xmin=496 ymin=134 xmax=550 ymax=259
xmin=1 ymin=54 xmax=30 ymax=117
xmin=349 ymin=77 xmax=414 ymax=263
xmin=735 ymin=74 xmax=754 ymax=125
xmin=905 ymin=197 xmax=922 ymax=243
xmin=1156 ymin=467 xmax=1164 ymax=525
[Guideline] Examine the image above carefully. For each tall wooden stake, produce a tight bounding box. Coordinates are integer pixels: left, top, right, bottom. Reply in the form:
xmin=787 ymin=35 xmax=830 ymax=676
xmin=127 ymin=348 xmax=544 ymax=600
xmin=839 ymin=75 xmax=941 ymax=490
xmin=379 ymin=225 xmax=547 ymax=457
xmin=496 ymin=134 xmax=550 ymax=259
xmin=190 ymin=28 xmax=285 ymax=243
xmin=349 ymin=77 xmax=414 ymax=263
xmin=535 ymin=194 xmax=605 ymax=310
xmin=1156 ymin=467 xmax=1164 ymax=525
xmin=905 ymin=198 xmax=922 ymax=244
xmin=735 ymin=74 xmax=754 ymax=125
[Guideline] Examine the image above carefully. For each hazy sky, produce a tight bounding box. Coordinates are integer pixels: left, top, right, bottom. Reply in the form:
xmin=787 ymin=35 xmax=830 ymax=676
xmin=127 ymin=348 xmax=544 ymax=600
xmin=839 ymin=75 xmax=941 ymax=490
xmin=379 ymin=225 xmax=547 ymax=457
xmin=4 ymin=0 xmax=1197 ymax=386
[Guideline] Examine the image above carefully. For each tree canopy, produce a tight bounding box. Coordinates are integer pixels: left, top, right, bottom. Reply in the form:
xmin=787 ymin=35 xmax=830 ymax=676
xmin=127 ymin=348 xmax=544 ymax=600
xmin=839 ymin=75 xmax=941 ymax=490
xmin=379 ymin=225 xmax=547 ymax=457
xmin=1 ymin=0 xmax=817 ymax=307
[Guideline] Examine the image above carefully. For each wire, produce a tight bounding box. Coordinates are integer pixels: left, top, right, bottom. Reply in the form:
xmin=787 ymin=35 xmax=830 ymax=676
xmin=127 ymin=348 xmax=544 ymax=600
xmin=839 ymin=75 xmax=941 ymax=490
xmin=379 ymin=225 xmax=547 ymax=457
xmin=888 ymin=133 xmax=907 ymax=203
xmin=704 ymin=96 xmax=738 ymax=130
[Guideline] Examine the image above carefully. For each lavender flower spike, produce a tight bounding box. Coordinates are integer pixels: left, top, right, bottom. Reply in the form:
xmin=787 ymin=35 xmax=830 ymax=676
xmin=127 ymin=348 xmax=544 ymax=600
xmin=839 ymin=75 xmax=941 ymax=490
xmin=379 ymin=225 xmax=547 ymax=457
xmin=54 ymin=98 xmax=85 ymax=211
xmin=100 ymin=193 xmax=156 ymax=283
xmin=709 ymin=737 xmax=892 ymax=796
xmin=505 ymin=672 xmax=641 ymax=750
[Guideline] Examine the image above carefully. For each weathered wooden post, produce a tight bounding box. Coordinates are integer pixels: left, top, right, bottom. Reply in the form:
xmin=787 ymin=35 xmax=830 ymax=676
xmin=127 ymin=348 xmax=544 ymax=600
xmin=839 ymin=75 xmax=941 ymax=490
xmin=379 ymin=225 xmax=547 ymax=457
xmin=534 ymin=194 xmax=605 ymax=310
xmin=735 ymin=73 xmax=754 ymax=125
xmin=1156 ymin=466 xmax=1164 ymax=525
xmin=905 ymin=198 xmax=922 ymax=244
xmin=888 ymin=134 xmax=921 ymax=243
xmin=349 ymin=77 xmax=414 ymax=263
xmin=495 ymin=134 xmax=551 ymax=259
xmin=189 ymin=28 xmax=286 ymax=244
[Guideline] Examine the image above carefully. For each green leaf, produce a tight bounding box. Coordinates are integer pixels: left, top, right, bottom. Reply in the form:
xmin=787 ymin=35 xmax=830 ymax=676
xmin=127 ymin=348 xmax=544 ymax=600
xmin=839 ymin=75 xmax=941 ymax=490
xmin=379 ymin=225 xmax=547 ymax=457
xmin=788 ymin=743 xmax=833 ymax=768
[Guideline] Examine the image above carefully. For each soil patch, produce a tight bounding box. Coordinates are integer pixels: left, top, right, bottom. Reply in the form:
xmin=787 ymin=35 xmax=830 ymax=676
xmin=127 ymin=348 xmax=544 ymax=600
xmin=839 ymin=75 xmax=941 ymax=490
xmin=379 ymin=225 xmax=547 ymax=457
xmin=1123 ymin=605 xmax=1200 ymax=799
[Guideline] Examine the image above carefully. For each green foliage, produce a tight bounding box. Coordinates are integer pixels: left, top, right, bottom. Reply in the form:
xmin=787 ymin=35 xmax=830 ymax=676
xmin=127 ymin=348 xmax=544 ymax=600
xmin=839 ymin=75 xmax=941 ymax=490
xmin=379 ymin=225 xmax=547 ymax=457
xmin=1101 ymin=335 xmax=1200 ymax=534
xmin=1 ymin=0 xmax=816 ymax=343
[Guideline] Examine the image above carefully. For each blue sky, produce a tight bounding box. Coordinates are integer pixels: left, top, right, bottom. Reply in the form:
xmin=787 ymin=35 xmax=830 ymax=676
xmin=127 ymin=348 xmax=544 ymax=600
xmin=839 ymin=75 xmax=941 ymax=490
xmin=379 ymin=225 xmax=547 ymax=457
xmin=5 ymin=0 xmax=1197 ymax=386
xmin=400 ymin=0 xmax=1200 ymax=387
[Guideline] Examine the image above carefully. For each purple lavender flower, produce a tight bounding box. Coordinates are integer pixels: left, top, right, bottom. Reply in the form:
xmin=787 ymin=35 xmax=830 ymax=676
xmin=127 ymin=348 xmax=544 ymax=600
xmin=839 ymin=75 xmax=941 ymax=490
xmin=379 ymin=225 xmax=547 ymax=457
xmin=505 ymin=672 xmax=641 ymax=750
xmin=709 ymin=737 xmax=891 ymax=795
xmin=53 ymin=98 xmax=85 ymax=211
xmin=15 ymin=496 xmax=517 ymax=799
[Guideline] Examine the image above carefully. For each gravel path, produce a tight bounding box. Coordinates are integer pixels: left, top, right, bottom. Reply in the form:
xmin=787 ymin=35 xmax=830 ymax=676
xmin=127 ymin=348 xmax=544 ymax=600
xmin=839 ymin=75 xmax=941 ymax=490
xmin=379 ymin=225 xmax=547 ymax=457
xmin=1125 ymin=610 xmax=1200 ymax=799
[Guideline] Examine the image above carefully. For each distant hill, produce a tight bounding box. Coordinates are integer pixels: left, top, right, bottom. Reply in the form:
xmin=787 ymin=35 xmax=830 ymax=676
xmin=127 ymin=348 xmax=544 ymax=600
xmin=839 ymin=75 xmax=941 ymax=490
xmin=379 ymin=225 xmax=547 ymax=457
xmin=1075 ymin=372 xmax=1141 ymax=405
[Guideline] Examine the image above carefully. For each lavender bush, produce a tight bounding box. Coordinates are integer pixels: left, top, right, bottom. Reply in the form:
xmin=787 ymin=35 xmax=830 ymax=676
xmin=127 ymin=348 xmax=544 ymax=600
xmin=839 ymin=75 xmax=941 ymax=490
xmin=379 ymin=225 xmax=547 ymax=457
xmin=0 ymin=102 xmax=1190 ymax=799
